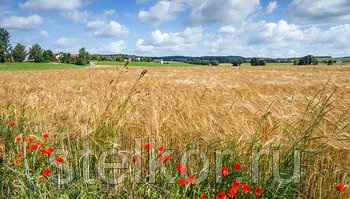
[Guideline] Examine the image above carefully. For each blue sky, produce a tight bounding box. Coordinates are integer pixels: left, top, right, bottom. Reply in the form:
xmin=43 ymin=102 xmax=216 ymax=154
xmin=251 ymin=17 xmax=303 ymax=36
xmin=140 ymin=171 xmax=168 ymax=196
xmin=0 ymin=0 xmax=349 ymax=57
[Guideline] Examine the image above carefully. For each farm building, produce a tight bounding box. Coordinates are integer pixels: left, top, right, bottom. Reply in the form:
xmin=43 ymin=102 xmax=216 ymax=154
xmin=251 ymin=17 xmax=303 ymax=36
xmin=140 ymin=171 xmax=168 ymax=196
xmin=124 ymin=56 xmax=141 ymax=62
xmin=153 ymin=59 xmax=164 ymax=64
xmin=336 ymin=59 xmax=343 ymax=64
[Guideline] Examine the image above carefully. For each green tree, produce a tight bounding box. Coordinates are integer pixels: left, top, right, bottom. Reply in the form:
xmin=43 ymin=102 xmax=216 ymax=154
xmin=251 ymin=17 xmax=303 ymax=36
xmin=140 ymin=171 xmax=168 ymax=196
xmin=12 ymin=43 xmax=26 ymax=62
xmin=116 ymin=54 xmax=124 ymax=62
xmin=250 ymin=58 xmax=266 ymax=66
xmin=143 ymin=57 xmax=152 ymax=62
xmin=43 ymin=50 xmax=54 ymax=62
xmin=232 ymin=58 xmax=243 ymax=66
xmin=327 ymin=60 xmax=333 ymax=65
xmin=28 ymin=43 xmax=44 ymax=62
xmin=250 ymin=58 xmax=258 ymax=66
xmin=258 ymin=59 xmax=266 ymax=66
xmin=76 ymin=47 xmax=89 ymax=65
xmin=293 ymin=59 xmax=300 ymax=65
xmin=59 ymin=53 xmax=72 ymax=63
xmin=298 ymin=55 xmax=318 ymax=65
xmin=89 ymin=54 xmax=101 ymax=61
xmin=210 ymin=60 xmax=220 ymax=66
xmin=0 ymin=28 xmax=11 ymax=63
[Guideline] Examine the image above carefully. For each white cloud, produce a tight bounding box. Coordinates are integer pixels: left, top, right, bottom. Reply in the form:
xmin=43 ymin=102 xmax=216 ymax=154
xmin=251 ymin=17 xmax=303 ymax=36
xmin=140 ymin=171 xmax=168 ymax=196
xmin=186 ymin=0 xmax=260 ymax=25
xmin=211 ymin=21 xmax=350 ymax=57
xmin=289 ymin=0 xmax=350 ymax=23
xmin=219 ymin=26 xmax=236 ymax=34
xmin=135 ymin=39 xmax=155 ymax=53
xmin=103 ymin=9 xmax=116 ymax=17
xmin=89 ymin=41 xmax=126 ymax=54
xmin=248 ymin=20 xmax=303 ymax=45
xmin=54 ymin=37 xmax=82 ymax=53
xmin=138 ymin=0 xmax=186 ymax=26
xmin=0 ymin=14 xmax=43 ymax=30
xmin=39 ymin=30 xmax=49 ymax=38
xmin=266 ymin=1 xmax=277 ymax=14
xmin=135 ymin=27 xmax=207 ymax=56
xmin=62 ymin=10 xmax=90 ymax=23
xmin=86 ymin=20 xmax=106 ymax=29
xmin=20 ymin=0 xmax=83 ymax=12
xmin=88 ymin=21 xmax=129 ymax=37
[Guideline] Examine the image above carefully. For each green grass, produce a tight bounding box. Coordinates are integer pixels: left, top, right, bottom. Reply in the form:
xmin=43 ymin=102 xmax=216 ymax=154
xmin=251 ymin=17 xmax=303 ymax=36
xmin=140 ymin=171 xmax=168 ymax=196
xmin=317 ymin=57 xmax=350 ymax=63
xmin=96 ymin=61 xmax=196 ymax=67
xmin=0 ymin=62 xmax=82 ymax=71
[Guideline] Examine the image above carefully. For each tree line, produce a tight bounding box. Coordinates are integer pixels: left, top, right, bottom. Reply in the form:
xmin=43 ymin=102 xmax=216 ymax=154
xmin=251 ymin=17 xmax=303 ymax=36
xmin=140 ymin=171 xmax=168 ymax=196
xmin=0 ymin=28 xmax=89 ymax=65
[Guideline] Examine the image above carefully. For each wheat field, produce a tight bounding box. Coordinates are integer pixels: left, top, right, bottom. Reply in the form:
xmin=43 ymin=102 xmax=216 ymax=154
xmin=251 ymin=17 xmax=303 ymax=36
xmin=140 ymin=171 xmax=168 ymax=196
xmin=1 ymin=64 xmax=350 ymax=197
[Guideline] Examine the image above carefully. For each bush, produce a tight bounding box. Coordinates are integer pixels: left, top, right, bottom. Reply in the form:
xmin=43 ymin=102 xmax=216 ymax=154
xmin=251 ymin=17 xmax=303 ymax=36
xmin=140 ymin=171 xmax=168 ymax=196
xmin=298 ymin=55 xmax=318 ymax=65
xmin=232 ymin=58 xmax=243 ymax=66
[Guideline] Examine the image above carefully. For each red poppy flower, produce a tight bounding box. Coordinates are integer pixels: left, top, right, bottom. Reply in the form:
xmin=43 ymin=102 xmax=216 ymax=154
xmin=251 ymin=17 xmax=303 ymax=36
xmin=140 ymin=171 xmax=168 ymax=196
xmin=143 ymin=168 xmax=148 ymax=173
xmin=166 ymin=155 xmax=172 ymax=161
xmin=176 ymin=163 xmax=187 ymax=174
xmin=25 ymin=137 xmax=35 ymax=143
xmin=15 ymin=136 xmax=22 ymax=142
xmin=216 ymin=192 xmax=226 ymax=199
xmin=40 ymin=148 xmax=47 ymax=155
xmin=231 ymin=180 xmax=241 ymax=189
xmin=337 ymin=183 xmax=347 ymax=194
xmin=158 ymin=155 xmax=167 ymax=161
xmin=8 ymin=121 xmax=15 ymax=127
xmin=0 ymin=152 xmax=4 ymax=157
xmin=43 ymin=169 xmax=51 ymax=177
xmin=342 ymin=187 xmax=347 ymax=194
xmin=37 ymin=141 xmax=45 ymax=146
xmin=228 ymin=187 xmax=237 ymax=197
xmin=42 ymin=133 xmax=49 ymax=139
xmin=158 ymin=145 xmax=164 ymax=151
xmin=186 ymin=176 xmax=195 ymax=184
xmin=144 ymin=143 xmax=152 ymax=150
xmin=14 ymin=159 xmax=21 ymax=166
xmin=178 ymin=179 xmax=186 ymax=186
xmin=233 ymin=162 xmax=241 ymax=170
xmin=26 ymin=146 xmax=30 ymax=151
xmin=222 ymin=166 xmax=229 ymax=176
xmin=38 ymin=177 xmax=44 ymax=182
xmin=132 ymin=157 xmax=139 ymax=162
xmin=31 ymin=144 xmax=39 ymax=150
xmin=255 ymin=186 xmax=263 ymax=196
xmin=56 ymin=156 xmax=63 ymax=163
xmin=242 ymin=184 xmax=251 ymax=194
xmin=47 ymin=147 xmax=54 ymax=155
xmin=200 ymin=196 xmax=207 ymax=199
xmin=18 ymin=152 xmax=24 ymax=157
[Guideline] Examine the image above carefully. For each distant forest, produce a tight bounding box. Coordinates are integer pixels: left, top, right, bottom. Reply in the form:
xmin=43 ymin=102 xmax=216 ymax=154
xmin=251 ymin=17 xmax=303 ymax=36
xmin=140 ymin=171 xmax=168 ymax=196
xmin=151 ymin=55 xmax=344 ymax=64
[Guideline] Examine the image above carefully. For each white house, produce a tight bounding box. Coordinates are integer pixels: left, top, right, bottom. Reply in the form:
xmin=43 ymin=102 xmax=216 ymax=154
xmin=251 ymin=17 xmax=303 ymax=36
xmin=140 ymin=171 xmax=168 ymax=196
xmin=153 ymin=59 xmax=164 ymax=64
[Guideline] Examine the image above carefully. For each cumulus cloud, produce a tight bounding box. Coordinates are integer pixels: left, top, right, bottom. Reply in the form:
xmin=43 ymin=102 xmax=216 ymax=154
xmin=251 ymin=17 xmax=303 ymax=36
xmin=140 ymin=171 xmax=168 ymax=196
xmin=62 ymin=10 xmax=90 ymax=23
xmin=266 ymin=1 xmax=277 ymax=14
xmin=248 ymin=20 xmax=303 ymax=45
xmin=212 ymin=20 xmax=350 ymax=57
xmin=103 ymin=9 xmax=116 ymax=17
xmin=219 ymin=26 xmax=236 ymax=34
xmin=0 ymin=14 xmax=43 ymax=30
xmin=39 ymin=30 xmax=49 ymax=38
xmin=289 ymin=0 xmax=350 ymax=23
xmin=138 ymin=0 xmax=186 ymax=26
xmin=186 ymin=0 xmax=260 ymax=25
xmin=55 ymin=37 xmax=80 ymax=49
xmin=89 ymin=41 xmax=126 ymax=54
xmin=135 ymin=27 xmax=207 ymax=55
xmin=87 ymin=20 xmax=129 ymax=37
xmin=20 ymin=0 xmax=83 ymax=12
